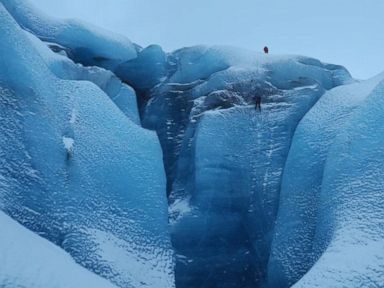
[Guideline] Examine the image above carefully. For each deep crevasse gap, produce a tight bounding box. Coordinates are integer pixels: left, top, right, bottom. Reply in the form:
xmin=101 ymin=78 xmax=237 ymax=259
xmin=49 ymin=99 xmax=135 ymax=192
xmin=118 ymin=44 xmax=353 ymax=287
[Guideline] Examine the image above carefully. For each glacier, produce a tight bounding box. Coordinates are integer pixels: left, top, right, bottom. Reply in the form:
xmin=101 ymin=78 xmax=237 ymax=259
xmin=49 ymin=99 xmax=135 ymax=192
xmin=0 ymin=3 xmax=173 ymax=288
xmin=0 ymin=0 xmax=383 ymax=287
xmin=268 ymin=72 xmax=384 ymax=287
xmin=288 ymin=75 xmax=384 ymax=288
xmin=0 ymin=0 xmax=137 ymax=70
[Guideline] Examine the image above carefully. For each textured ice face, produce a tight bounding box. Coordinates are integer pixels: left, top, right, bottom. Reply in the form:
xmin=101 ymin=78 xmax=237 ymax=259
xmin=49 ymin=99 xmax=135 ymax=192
xmin=268 ymin=73 xmax=384 ymax=287
xmin=133 ymin=45 xmax=353 ymax=287
xmin=289 ymin=77 xmax=384 ymax=288
xmin=26 ymin=31 xmax=141 ymax=125
xmin=0 ymin=0 xmax=137 ymax=70
xmin=0 ymin=4 xmax=174 ymax=288
xmin=1 ymin=0 xmax=383 ymax=287
xmin=0 ymin=211 xmax=118 ymax=288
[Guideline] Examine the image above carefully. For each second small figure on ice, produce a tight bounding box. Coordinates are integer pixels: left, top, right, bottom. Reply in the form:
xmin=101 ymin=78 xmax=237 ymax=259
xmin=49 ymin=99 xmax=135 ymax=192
xmin=255 ymin=96 xmax=262 ymax=111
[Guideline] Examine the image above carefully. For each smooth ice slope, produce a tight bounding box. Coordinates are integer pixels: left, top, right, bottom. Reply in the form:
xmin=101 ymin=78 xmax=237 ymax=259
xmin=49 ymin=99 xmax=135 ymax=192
xmin=0 ymin=4 xmax=173 ymax=288
xmin=26 ymin=31 xmax=141 ymax=125
xmin=0 ymin=211 xmax=117 ymax=288
xmin=268 ymin=73 xmax=384 ymax=287
xmin=116 ymin=44 xmax=170 ymax=93
xmin=1 ymin=0 xmax=137 ymax=69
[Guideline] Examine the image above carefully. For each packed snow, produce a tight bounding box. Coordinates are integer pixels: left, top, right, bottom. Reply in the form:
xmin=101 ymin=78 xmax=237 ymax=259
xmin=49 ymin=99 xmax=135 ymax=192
xmin=0 ymin=211 xmax=117 ymax=288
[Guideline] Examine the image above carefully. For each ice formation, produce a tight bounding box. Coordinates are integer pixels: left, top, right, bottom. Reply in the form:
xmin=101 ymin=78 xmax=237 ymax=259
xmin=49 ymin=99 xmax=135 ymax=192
xmin=0 ymin=211 xmax=117 ymax=288
xmin=0 ymin=0 xmax=383 ymax=287
xmin=0 ymin=3 xmax=173 ymax=288
xmin=0 ymin=0 xmax=137 ymax=69
xmin=269 ymin=72 xmax=384 ymax=288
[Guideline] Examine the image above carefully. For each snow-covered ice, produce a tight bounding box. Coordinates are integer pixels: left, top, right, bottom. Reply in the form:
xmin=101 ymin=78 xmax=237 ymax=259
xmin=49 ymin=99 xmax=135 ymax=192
xmin=0 ymin=3 xmax=173 ymax=288
xmin=0 ymin=211 xmax=117 ymax=288
xmin=268 ymin=72 xmax=384 ymax=287
xmin=0 ymin=0 xmax=383 ymax=287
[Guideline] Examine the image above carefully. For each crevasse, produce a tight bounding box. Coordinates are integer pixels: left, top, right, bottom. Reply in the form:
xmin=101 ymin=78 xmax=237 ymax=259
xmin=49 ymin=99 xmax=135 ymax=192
xmin=0 ymin=1 xmax=383 ymax=288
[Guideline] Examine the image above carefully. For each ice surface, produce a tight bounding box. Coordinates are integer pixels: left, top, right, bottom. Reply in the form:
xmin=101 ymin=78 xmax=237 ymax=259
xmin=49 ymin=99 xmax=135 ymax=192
xmin=268 ymin=73 xmax=384 ymax=287
xmin=292 ymin=77 xmax=384 ymax=287
xmin=0 ymin=211 xmax=117 ymax=288
xmin=116 ymin=44 xmax=170 ymax=92
xmin=25 ymin=30 xmax=141 ymax=125
xmin=0 ymin=4 xmax=173 ymax=288
xmin=1 ymin=0 xmax=383 ymax=287
xmin=1 ymin=0 xmax=137 ymax=70
xmin=135 ymin=45 xmax=353 ymax=287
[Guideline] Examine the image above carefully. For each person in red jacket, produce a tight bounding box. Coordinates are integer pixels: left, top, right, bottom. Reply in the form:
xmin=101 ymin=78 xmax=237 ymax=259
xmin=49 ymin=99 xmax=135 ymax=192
xmin=264 ymin=46 xmax=269 ymax=54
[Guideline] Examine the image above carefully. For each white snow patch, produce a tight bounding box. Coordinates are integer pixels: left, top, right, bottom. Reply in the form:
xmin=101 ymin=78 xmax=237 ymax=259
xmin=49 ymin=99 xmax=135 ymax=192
xmin=62 ymin=136 xmax=74 ymax=152
xmin=169 ymin=198 xmax=192 ymax=225
xmin=69 ymin=109 xmax=77 ymax=124
xmin=0 ymin=212 xmax=117 ymax=288
xmin=86 ymin=229 xmax=175 ymax=288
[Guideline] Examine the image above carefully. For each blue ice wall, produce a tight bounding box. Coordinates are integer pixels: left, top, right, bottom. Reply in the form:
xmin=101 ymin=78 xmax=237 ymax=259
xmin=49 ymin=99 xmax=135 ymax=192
xmin=293 ymin=76 xmax=384 ymax=287
xmin=116 ymin=44 xmax=170 ymax=92
xmin=1 ymin=0 xmax=137 ymax=69
xmin=26 ymin=31 xmax=141 ymax=125
xmin=0 ymin=4 xmax=173 ymax=288
xmin=137 ymin=46 xmax=352 ymax=287
xmin=1 ymin=0 xmax=383 ymax=287
xmin=268 ymin=73 xmax=384 ymax=287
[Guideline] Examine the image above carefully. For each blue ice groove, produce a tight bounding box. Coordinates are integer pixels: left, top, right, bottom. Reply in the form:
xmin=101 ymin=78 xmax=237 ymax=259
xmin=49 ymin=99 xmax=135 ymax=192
xmin=0 ymin=0 xmax=383 ymax=287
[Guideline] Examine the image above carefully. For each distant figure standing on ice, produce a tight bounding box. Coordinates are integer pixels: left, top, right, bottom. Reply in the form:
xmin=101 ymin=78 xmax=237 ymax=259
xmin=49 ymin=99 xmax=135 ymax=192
xmin=264 ymin=46 xmax=269 ymax=54
xmin=255 ymin=96 xmax=262 ymax=111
